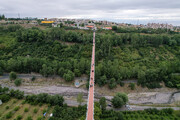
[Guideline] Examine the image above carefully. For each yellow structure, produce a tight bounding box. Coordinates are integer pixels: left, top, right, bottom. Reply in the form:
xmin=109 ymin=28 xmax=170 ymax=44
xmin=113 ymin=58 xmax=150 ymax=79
xmin=41 ymin=21 xmax=54 ymax=24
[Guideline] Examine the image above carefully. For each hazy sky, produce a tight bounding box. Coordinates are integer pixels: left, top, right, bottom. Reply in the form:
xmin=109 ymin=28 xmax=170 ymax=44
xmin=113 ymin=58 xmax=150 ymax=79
xmin=0 ymin=0 xmax=180 ymax=25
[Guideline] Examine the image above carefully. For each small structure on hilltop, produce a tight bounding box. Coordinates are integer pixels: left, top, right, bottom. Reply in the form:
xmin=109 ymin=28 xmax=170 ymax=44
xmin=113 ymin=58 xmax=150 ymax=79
xmin=86 ymin=25 xmax=94 ymax=30
xmin=41 ymin=21 xmax=54 ymax=24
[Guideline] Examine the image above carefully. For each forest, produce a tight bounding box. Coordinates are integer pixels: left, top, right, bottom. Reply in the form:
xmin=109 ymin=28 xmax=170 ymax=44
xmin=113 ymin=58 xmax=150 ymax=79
xmin=0 ymin=25 xmax=180 ymax=89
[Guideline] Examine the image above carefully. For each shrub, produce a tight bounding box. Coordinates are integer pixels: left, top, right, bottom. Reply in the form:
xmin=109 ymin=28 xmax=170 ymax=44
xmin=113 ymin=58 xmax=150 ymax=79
xmin=33 ymin=108 xmax=38 ymax=113
xmin=31 ymin=76 xmax=36 ymax=81
xmin=120 ymin=82 xmax=125 ymax=87
xmin=14 ymin=78 xmax=22 ymax=86
xmin=0 ymin=86 xmax=9 ymax=94
xmin=63 ymin=70 xmax=75 ymax=82
xmin=108 ymin=78 xmax=117 ymax=89
xmin=13 ymin=100 xmax=17 ymax=103
xmin=76 ymin=93 xmax=83 ymax=106
xmin=99 ymin=97 xmax=106 ymax=111
xmin=129 ymin=83 xmax=135 ymax=90
xmin=10 ymin=89 xmax=24 ymax=99
xmin=24 ymin=108 xmax=29 ymax=112
xmin=176 ymin=84 xmax=180 ymax=89
xmin=0 ymin=67 xmax=3 ymax=76
xmin=37 ymin=116 xmax=43 ymax=120
xmin=112 ymin=96 xmax=124 ymax=108
xmin=39 ymin=103 xmax=43 ymax=106
xmin=5 ymin=112 xmax=13 ymax=119
xmin=112 ymin=92 xmax=128 ymax=108
xmin=162 ymin=108 xmax=174 ymax=114
xmin=0 ymin=94 xmax=10 ymax=102
xmin=26 ymin=116 xmax=32 ymax=120
xmin=9 ymin=72 xmax=17 ymax=81
xmin=14 ymin=106 xmax=20 ymax=111
xmin=21 ymin=100 xmax=26 ymax=104
xmin=6 ymin=106 xmax=9 ymax=109
xmin=16 ymin=115 xmax=22 ymax=120
xmin=43 ymin=109 xmax=47 ymax=114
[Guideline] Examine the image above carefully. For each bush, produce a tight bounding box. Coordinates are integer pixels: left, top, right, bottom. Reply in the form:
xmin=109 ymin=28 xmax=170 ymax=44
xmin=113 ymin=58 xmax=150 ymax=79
xmin=39 ymin=103 xmax=43 ymax=106
xmin=0 ymin=67 xmax=3 ymax=75
xmin=99 ymin=97 xmax=106 ymax=111
xmin=120 ymin=82 xmax=124 ymax=87
xmin=43 ymin=109 xmax=47 ymax=114
xmin=31 ymin=76 xmax=36 ymax=81
xmin=112 ymin=96 xmax=124 ymax=108
xmin=33 ymin=108 xmax=38 ymax=113
xmin=0 ymin=86 xmax=9 ymax=94
xmin=5 ymin=112 xmax=13 ymax=119
xmin=17 ymin=115 xmax=22 ymax=120
xmin=108 ymin=78 xmax=117 ymax=89
xmin=63 ymin=70 xmax=75 ymax=82
xmin=14 ymin=106 xmax=20 ymax=111
xmin=26 ymin=116 xmax=32 ymax=120
xmin=129 ymin=83 xmax=135 ymax=90
xmin=13 ymin=100 xmax=17 ymax=103
xmin=0 ymin=94 xmax=10 ymax=102
xmin=21 ymin=100 xmax=26 ymax=104
xmin=112 ymin=92 xmax=128 ymax=108
xmin=162 ymin=108 xmax=174 ymax=114
xmin=24 ymin=108 xmax=29 ymax=112
xmin=6 ymin=106 xmax=9 ymax=109
xmin=37 ymin=116 xmax=43 ymax=120
xmin=14 ymin=78 xmax=22 ymax=86
xmin=10 ymin=89 xmax=24 ymax=99
xmin=9 ymin=72 xmax=17 ymax=81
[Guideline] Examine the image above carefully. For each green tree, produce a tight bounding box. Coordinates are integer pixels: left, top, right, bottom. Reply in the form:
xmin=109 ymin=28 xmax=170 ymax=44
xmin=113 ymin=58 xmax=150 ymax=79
xmin=0 ymin=67 xmax=3 ymax=75
xmin=77 ymin=93 xmax=83 ymax=106
xmin=31 ymin=76 xmax=36 ymax=81
xmin=94 ymin=102 xmax=101 ymax=120
xmin=14 ymin=78 xmax=22 ymax=86
xmin=24 ymin=108 xmax=29 ymax=112
xmin=40 ymin=64 xmax=53 ymax=77
xmin=16 ymin=115 xmax=22 ymax=120
xmin=74 ymin=69 xmax=81 ymax=77
xmin=129 ymin=83 xmax=135 ymax=90
xmin=112 ymin=26 xmax=118 ymax=31
xmin=112 ymin=95 xmax=124 ymax=108
xmin=112 ymin=92 xmax=128 ymax=108
xmin=58 ymin=67 xmax=65 ymax=77
xmin=60 ymin=23 xmax=63 ymax=28
xmin=138 ymin=70 xmax=146 ymax=86
xmin=9 ymin=72 xmax=17 ymax=81
xmin=0 ymin=94 xmax=10 ymax=102
xmin=63 ymin=70 xmax=75 ymax=82
xmin=108 ymin=78 xmax=117 ymax=89
xmin=97 ymin=75 xmax=107 ymax=87
xmin=99 ymin=97 xmax=106 ymax=111
xmin=1 ymin=14 xmax=5 ymax=19
xmin=116 ymin=112 xmax=124 ymax=120
xmin=26 ymin=116 xmax=32 ymax=120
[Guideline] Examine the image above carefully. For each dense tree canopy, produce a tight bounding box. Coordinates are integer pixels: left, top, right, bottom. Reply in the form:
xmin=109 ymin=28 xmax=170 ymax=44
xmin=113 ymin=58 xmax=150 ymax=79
xmin=0 ymin=25 xmax=180 ymax=89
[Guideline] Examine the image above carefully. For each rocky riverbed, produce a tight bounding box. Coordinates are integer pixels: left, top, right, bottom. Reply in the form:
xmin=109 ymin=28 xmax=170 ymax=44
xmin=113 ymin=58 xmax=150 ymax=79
xmin=0 ymin=73 xmax=180 ymax=111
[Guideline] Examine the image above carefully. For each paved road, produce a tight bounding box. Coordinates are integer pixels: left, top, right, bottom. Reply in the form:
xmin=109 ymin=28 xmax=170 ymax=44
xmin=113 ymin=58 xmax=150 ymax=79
xmin=86 ymin=31 xmax=95 ymax=120
xmin=0 ymin=73 xmax=42 ymax=80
